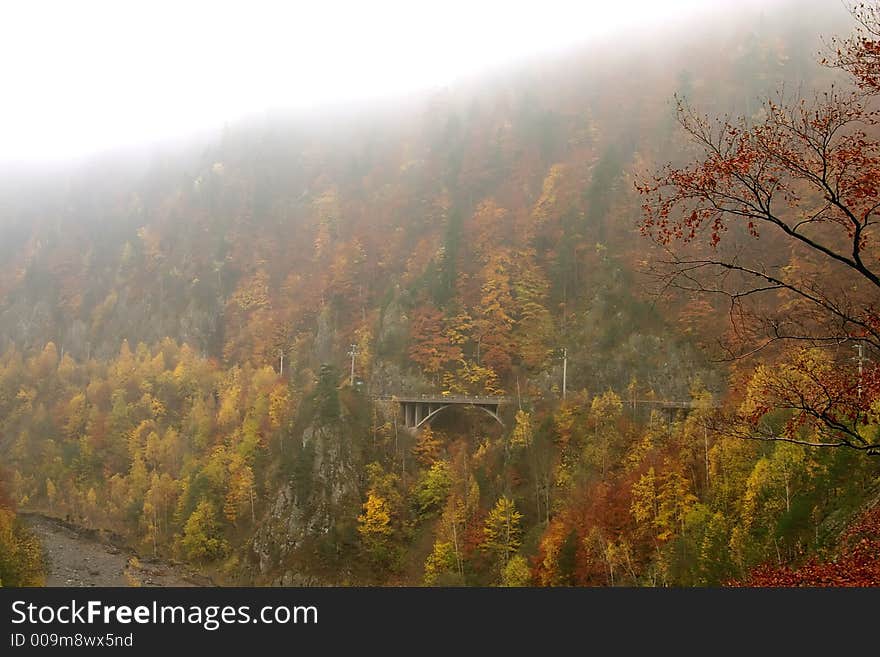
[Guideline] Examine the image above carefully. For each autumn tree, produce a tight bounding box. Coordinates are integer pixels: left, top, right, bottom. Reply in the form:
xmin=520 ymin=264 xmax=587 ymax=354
xmin=357 ymin=462 xmax=403 ymax=566
xmin=423 ymin=540 xmax=461 ymax=586
xmin=357 ymin=493 xmax=393 ymax=561
xmin=143 ymin=472 xmax=179 ymax=554
xmin=408 ymin=305 xmax=462 ymax=378
xmin=412 ymin=460 xmax=452 ymax=517
xmin=181 ymin=499 xmax=228 ymax=562
xmin=639 ymin=3 xmax=880 ymax=452
xmin=473 ymin=251 xmax=516 ymax=376
xmin=512 ymin=257 xmax=554 ymax=371
xmin=631 ymin=464 xmax=698 ymax=545
xmin=723 ymin=347 xmax=880 ymax=452
xmin=510 ymin=410 xmax=534 ymax=449
xmin=588 ymin=390 xmax=624 ymax=478
xmin=0 ymin=508 xmax=44 ymax=586
xmin=412 ymin=425 xmax=443 ymax=466
xmin=482 ymin=495 xmax=523 ymax=571
xmin=501 ymin=554 xmax=532 ymax=586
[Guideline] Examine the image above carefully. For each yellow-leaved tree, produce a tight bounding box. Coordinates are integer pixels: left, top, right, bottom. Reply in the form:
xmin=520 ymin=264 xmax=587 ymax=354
xmin=0 ymin=508 xmax=44 ymax=586
xmin=510 ymin=410 xmax=533 ymax=449
xmin=357 ymin=493 xmax=393 ymax=563
xmin=181 ymin=500 xmax=228 ymax=563
xmin=482 ymin=496 xmax=523 ymax=573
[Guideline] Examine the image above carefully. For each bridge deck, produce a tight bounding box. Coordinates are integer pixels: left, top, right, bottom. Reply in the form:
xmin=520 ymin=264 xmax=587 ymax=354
xmin=631 ymin=399 xmax=720 ymax=409
xmin=375 ymin=395 xmax=511 ymax=405
xmin=375 ymin=395 xmax=714 ymax=409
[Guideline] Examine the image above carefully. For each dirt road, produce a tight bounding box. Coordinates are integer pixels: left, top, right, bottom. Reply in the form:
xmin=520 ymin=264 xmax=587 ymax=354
xmin=24 ymin=514 xmax=210 ymax=587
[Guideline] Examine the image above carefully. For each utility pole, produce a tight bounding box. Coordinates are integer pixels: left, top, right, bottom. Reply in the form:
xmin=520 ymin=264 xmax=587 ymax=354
xmin=278 ymin=348 xmax=284 ymax=377
xmin=562 ymin=347 xmax=567 ymax=401
xmin=348 ymin=343 xmax=358 ymax=386
xmin=854 ymin=342 xmax=867 ymax=401
xmin=704 ymin=425 xmax=710 ymax=491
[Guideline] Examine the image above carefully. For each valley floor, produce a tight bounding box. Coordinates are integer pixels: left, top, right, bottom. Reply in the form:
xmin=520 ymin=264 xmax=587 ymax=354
xmin=23 ymin=513 xmax=208 ymax=587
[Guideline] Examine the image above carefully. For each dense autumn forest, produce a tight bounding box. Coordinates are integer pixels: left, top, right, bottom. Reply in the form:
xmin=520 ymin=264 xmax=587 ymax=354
xmin=2 ymin=0 xmax=880 ymax=587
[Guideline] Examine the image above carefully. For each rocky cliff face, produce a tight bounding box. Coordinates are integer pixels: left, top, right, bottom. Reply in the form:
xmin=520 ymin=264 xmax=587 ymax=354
xmin=248 ymin=400 xmax=365 ymax=585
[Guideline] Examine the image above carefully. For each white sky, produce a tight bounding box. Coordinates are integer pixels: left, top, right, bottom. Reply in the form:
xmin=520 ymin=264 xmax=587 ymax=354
xmin=0 ymin=0 xmax=745 ymax=163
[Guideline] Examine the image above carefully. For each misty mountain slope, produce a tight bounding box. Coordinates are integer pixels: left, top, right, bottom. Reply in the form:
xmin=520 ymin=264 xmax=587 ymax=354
xmin=3 ymin=1 xmax=878 ymax=587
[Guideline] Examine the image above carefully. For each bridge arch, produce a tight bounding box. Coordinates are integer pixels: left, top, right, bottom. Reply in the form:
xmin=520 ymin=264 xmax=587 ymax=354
xmin=379 ymin=395 xmax=510 ymax=431
xmin=412 ymin=403 xmax=504 ymax=430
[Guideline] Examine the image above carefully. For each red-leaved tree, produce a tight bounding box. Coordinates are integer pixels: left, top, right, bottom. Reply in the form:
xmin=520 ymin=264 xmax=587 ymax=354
xmin=638 ymin=2 xmax=880 ymax=453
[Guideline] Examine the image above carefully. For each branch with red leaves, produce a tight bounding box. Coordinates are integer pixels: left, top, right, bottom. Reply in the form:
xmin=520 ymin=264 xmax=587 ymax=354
xmin=828 ymin=2 xmax=880 ymax=96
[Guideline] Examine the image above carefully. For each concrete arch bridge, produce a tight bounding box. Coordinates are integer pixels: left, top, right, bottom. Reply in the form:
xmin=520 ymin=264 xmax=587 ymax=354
xmin=376 ymin=394 xmax=511 ymax=430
